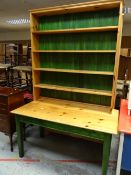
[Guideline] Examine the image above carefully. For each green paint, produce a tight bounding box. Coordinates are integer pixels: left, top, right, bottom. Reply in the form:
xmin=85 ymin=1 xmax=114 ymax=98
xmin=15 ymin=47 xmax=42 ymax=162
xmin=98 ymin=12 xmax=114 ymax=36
xmin=41 ymin=89 xmax=111 ymax=106
xmin=16 ymin=115 xmax=105 ymax=142
xmin=40 ymin=72 xmax=113 ymax=91
xmin=37 ymin=6 xmax=119 ymax=108
xmin=39 ymin=32 xmax=117 ymax=50
xmin=38 ymin=8 xmax=119 ymax=30
xmin=102 ymin=135 xmax=112 ymax=175
xmin=39 ymin=53 xmax=115 ymax=72
xmin=15 ymin=119 xmax=24 ymax=157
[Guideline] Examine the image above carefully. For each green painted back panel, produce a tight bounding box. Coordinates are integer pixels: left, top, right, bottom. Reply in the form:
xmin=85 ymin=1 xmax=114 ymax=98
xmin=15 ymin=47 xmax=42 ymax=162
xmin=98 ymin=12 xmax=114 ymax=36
xmin=39 ymin=53 xmax=115 ymax=71
xmin=40 ymin=72 xmax=113 ymax=91
xmin=37 ymin=7 xmax=119 ymax=106
xmin=38 ymin=8 xmax=119 ymax=30
xmin=39 ymin=32 xmax=117 ymax=50
xmin=41 ymin=89 xmax=111 ymax=106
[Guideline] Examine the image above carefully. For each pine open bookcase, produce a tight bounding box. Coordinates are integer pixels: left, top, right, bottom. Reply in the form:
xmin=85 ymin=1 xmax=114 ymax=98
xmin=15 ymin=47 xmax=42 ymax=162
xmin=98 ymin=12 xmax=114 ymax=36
xmin=31 ymin=0 xmax=123 ymax=111
xmin=11 ymin=0 xmax=123 ymax=174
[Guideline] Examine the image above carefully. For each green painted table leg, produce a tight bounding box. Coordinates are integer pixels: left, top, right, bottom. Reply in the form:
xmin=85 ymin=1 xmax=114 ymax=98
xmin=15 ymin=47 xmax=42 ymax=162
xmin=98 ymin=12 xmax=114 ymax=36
xmin=40 ymin=126 xmax=44 ymax=137
xmin=15 ymin=113 xmax=111 ymax=175
xmin=102 ymin=134 xmax=112 ymax=175
xmin=15 ymin=116 xmax=24 ymax=158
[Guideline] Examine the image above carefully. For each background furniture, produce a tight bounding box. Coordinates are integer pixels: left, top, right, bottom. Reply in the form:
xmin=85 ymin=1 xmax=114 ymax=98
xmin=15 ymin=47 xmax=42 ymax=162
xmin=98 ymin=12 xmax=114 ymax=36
xmin=0 ymin=43 xmax=32 ymax=89
xmin=0 ymin=63 xmax=11 ymax=86
xmin=116 ymin=100 xmax=131 ymax=175
xmin=11 ymin=66 xmax=32 ymax=91
xmin=0 ymin=87 xmax=24 ymax=151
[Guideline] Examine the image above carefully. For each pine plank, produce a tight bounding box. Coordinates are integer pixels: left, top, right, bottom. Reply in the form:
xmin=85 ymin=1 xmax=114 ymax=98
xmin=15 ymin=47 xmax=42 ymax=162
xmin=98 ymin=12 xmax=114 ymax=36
xmin=34 ymin=84 xmax=112 ymax=96
xmin=11 ymin=97 xmax=119 ymax=134
xmin=33 ymin=68 xmax=114 ymax=75
xmin=32 ymin=26 xmax=118 ymax=34
xmin=111 ymin=1 xmax=124 ymax=109
xmin=30 ymin=0 xmax=123 ymax=109
xmin=30 ymin=13 xmax=40 ymax=100
xmin=30 ymin=1 xmax=121 ymax=16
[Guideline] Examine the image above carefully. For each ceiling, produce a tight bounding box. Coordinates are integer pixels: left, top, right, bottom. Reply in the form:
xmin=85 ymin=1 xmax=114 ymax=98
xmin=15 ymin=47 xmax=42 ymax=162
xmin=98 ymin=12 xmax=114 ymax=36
xmin=0 ymin=0 xmax=130 ymax=32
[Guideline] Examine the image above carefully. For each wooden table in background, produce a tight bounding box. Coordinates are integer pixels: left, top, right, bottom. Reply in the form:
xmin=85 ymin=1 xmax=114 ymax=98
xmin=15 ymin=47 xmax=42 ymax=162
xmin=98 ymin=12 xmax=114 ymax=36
xmin=11 ymin=97 xmax=119 ymax=175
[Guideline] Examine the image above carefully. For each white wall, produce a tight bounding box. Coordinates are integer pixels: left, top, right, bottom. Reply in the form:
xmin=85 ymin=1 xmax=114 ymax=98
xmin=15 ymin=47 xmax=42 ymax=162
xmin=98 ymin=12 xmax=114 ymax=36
xmin=0 ymin=30 xmax=30 ymax=41
xmin=123 ymin=23 xmax=131 ymax=36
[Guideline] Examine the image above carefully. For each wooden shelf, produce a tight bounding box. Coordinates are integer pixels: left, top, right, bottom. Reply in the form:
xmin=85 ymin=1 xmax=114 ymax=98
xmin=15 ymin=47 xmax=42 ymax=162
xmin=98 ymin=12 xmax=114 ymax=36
xmin=32 ymin=26 xmax=118 ymax=34
xmin=34 ymin=68 xmax=114 ymax=75
xmin=30 ymin=1 xmax=121 ymax=16
xmin=30 ymin=0 xmax=123 ymax=109
xmin=34 ymin=84 xmax=112 ymax=96
xmin=33 ymin=50 xmax=116 ymax=53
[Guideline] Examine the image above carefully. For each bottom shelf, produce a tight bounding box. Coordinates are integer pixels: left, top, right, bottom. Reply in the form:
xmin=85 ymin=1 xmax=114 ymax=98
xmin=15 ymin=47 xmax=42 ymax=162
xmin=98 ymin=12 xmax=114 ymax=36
xmin=34 ymin=84 xmax=112 ymax=107
xmin=39 ymin=96 xmax=111 ymax=113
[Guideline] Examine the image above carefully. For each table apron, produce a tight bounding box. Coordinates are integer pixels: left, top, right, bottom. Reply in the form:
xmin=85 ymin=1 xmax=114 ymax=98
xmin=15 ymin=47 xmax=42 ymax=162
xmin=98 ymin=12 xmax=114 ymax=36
xmin=15 ymin=115 xmax=107 ymax=142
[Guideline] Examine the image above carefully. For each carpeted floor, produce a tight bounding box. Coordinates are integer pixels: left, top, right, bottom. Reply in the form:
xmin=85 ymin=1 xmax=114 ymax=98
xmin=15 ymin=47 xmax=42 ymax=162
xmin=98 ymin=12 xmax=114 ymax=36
xmin=0 ymin=126 xmax=120 ymax=175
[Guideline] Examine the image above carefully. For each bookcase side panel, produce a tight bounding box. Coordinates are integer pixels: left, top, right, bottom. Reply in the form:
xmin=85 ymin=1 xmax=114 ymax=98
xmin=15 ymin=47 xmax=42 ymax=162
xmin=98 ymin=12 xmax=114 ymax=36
xmin=111 ymin=1 xmax=124 ymax=109
xmin=30 ymin=13 xmax=41 ymax=100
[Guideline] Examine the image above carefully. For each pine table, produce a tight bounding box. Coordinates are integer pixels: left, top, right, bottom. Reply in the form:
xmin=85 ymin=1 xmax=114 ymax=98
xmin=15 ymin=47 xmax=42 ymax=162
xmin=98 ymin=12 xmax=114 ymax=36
xmin=12 ymin=97 xmax=119 ymax=175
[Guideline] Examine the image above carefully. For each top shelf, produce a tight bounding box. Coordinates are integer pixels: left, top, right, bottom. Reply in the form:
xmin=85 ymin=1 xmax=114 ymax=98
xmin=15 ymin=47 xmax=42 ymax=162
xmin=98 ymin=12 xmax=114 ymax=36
xmin=32 ymin=26 xmax=118 ymax=34
xmin=30 ymin=1 xmax=121 ymax=16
